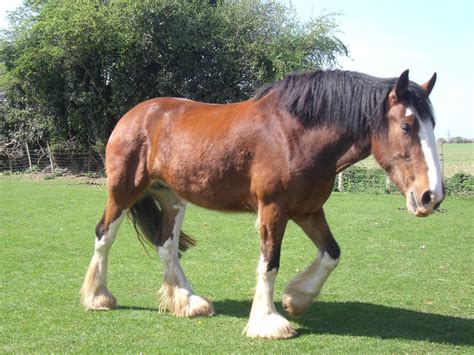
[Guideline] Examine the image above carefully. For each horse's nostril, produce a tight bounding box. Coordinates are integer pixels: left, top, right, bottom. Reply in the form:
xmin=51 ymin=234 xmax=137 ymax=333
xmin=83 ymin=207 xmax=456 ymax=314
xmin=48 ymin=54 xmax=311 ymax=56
xmin=421 ymin=191 xmax=432 ymax=206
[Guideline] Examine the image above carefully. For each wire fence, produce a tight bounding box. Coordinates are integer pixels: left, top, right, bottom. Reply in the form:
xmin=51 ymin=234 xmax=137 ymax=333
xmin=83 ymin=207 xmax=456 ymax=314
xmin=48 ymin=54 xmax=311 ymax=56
xmin=1 ymin=148 xmax=105 ymax=175
xmin=1 ymin=143 xmax=473 ymax=178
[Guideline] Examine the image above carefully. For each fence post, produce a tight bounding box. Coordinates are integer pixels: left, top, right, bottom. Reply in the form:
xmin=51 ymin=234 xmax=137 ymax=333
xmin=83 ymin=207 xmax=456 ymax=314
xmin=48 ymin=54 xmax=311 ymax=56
xmin=46 ymin=142 xmax=55 ymax=174
xmin=437 ymin=139 xmax=444 ymax=178
xmin=25 ymin=142 xmax=32 ymax=170
xmin=337 ymin=172 xmax=344 ymax=192
xmin=87 ymin=147 xmax=92 ymax=172
xmin=8 ymin=155 xmax=13 ymax=173
xmin=385 ymin=174 xmax=391 ymax=193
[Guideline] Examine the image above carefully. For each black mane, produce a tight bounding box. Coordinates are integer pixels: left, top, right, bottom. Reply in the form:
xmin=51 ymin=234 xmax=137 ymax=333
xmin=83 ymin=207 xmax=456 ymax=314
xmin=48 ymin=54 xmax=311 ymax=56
xmin=254 ymin=70 xmax=434 ymax=136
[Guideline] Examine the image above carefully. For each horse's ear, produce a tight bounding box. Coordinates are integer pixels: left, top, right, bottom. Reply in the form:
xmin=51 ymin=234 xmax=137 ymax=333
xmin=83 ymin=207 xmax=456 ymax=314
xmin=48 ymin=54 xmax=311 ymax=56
xmin=395 ymin=69 xmax=410 ymax=100
xmin=421 ymin=72 xmax=437 ymax=96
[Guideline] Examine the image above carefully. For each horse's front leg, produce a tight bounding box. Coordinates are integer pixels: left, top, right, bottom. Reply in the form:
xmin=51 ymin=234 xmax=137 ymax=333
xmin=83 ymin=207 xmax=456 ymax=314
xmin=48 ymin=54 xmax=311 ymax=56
xmin=282 ymin=209 xmax=340 ymax=317
xmin=244 ymin=202 xmax=296 ymax=339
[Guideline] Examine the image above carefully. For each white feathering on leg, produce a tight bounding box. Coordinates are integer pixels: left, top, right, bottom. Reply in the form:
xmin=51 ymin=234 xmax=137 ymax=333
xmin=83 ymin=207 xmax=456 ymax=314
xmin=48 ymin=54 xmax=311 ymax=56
xmin=158 ymin=203 xmax=214 ymax=317
xmin=244 ymin=254 xmax=296 ymax=339
xmin=81 ymin=210 xmax=127 ymax=310
xmin=282 ymin=251 xmax=339 ymax=317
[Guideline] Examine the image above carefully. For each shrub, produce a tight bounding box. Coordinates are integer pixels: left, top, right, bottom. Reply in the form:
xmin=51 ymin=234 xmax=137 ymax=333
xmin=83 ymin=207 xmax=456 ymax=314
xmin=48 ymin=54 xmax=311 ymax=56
xmin=25 ymin=165 xmax=40 ymax=174
xmin=445 ymin=172 xmax=474 ymax=196
xmin=335 ymin=167 xmax=473 ymax=196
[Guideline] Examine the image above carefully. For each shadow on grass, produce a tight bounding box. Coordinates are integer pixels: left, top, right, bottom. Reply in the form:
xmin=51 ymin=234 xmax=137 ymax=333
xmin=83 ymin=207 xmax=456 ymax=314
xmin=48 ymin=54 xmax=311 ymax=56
xmin=115 ymin=300 xmax=473 ymax=345
xmin=213 ymin=300 xmax=473 ymax=346
xmin=117 ymin=305 xmax=159 ymax=312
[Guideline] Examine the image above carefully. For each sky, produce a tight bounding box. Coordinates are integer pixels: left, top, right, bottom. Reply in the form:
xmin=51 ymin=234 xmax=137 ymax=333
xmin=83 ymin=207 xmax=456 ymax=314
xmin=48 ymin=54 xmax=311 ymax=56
xmin=291 ymin=0 xmax=474 ymax=139
xmin=1 ymin=0 xmax=473 ymax=138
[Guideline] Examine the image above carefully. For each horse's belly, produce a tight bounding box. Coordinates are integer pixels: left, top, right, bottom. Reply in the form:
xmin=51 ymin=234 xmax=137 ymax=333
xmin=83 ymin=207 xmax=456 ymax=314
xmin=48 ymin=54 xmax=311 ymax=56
xmin=158 ymin=163 xmax=256 ymax=212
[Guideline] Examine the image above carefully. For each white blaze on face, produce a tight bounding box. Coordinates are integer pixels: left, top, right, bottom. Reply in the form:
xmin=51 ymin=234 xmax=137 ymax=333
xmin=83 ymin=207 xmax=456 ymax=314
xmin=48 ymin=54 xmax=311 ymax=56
xmin=418 ymin=118 xmax=443 ymax=199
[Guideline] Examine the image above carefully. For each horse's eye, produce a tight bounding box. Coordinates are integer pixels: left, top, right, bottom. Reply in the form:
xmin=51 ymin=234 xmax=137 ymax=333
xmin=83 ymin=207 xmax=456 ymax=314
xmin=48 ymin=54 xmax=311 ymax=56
xmin=401 ymin=123 xmax=411 ymax=133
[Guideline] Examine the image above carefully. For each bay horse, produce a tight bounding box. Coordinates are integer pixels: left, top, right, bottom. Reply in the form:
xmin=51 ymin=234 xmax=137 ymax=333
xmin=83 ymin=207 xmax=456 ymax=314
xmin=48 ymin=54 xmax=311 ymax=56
xmin=81 ymin=69 xmax=444 ymax=339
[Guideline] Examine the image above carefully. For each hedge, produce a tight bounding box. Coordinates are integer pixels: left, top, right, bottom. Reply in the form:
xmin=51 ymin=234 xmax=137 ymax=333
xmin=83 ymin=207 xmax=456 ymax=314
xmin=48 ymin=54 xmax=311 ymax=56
xmin=334 ymin=166 xmax=473 ymax=196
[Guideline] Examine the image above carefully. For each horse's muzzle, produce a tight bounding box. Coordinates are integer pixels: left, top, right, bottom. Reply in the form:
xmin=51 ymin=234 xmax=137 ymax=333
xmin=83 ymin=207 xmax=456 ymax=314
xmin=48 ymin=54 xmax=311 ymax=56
xmin=406 ymin=189 xmax=444 ymax=217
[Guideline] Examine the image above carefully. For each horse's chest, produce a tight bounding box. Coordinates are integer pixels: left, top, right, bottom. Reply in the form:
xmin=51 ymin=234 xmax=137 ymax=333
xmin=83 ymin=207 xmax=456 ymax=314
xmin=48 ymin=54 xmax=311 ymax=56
xmin=285 ymin=168 xmax=336 ymax=214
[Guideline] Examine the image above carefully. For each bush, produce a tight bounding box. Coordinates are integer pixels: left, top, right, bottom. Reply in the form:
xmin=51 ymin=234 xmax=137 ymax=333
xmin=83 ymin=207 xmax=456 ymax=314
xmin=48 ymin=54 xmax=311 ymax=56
xmin=82 ymin=171 xmax=104 ymax=178
xmin=25 ymin=165 xmax=40 ymax=174
xmin=445 ymin=172 xmax=474 ymax=196
xmin=1 ymin=0 xmax=347 ymax=150
xmin=335 ymin=167 xmax=473 ymax=196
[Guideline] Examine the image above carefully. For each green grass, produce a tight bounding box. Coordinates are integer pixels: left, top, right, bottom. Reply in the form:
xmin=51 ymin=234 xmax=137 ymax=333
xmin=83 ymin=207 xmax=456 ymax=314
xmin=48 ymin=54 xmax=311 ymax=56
xmin=443 ymin=143 xmax=474 ymax=176
xmin=1 ymin=176 xmax=473 ymax=353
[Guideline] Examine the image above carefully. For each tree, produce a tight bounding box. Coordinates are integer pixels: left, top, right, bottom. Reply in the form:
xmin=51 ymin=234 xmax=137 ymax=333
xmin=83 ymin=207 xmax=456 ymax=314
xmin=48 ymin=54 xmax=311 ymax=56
xmin=1 ymin=0 xmax=348 ymax=151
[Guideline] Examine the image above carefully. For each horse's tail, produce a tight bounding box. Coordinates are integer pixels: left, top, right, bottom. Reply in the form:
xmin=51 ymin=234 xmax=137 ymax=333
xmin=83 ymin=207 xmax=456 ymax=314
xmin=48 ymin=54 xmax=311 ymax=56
xmin=128 ymin=193 xmax=195 ymax=255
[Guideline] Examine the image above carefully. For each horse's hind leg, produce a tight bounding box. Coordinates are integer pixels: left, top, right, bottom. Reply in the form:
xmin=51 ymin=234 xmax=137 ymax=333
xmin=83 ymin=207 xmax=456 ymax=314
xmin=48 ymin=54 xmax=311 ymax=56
xmin=152 ymin=187 xmax=214 ymax=317
xmin=80 ymin=197 xmax=128 ymax=310
xmin=282 ymin=209 xmax=340 ymax=317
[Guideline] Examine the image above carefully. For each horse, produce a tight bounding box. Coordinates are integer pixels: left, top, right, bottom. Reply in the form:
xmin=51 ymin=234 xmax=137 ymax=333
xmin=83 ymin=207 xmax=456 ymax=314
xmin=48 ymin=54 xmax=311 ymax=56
xmin=80 ymin=69 xmax=444 ymax=339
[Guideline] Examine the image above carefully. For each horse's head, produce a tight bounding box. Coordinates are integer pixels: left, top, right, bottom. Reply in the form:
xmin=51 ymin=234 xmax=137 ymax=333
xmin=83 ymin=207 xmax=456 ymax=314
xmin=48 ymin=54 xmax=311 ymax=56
xmin=372 ymin=70 xmax=444 ymax=217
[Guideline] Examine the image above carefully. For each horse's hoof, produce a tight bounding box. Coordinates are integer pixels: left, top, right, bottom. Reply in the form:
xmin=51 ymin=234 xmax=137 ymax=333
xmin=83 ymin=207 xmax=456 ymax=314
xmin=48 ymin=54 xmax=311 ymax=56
xmin=243 ymin=312 xmax=296 ymax=339
xmin=81 ymin=288 xmax=117 ymax=311
xmin=187 ymin=294 xmax=215 ymax=317
xmin=281 ymin=290 xmax=314 ymax=317
xmin=158 ymin=284 xmax=214 ymax=317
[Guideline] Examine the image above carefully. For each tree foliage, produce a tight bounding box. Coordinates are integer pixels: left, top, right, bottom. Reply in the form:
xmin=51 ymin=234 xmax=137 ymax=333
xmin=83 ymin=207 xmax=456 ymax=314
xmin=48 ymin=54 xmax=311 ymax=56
xmin=1 ymin=0 xmax=348 ymax=151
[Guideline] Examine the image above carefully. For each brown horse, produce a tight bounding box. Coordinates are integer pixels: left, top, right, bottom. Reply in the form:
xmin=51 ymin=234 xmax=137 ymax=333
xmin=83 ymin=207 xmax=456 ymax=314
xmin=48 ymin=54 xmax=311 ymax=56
xmin=81 ymin=69 xmax=443 ymax=339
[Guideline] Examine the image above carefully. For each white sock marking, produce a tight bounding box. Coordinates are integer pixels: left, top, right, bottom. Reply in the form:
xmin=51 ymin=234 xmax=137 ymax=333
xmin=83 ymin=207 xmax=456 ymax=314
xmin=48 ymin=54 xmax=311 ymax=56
xmin=94 ymin=210 xmax=127 ymax=259
xmin=85 ymin=210 xmax=127 ymax=298
xmin=245 ymin=253 xmax=295 ymax=338
xmin=298 ymin=252 xmax=339 ymax=295
xmin=158 ymin=203 xmax=192 ymax=291
xmin=254 ymin=254 xmax=278 ymax=313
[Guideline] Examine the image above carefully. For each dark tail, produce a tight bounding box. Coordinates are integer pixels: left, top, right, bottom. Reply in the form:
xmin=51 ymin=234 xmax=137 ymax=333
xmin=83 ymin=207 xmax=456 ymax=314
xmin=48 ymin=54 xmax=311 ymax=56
xmin=128 ymin=193 xmax=195 ymax=255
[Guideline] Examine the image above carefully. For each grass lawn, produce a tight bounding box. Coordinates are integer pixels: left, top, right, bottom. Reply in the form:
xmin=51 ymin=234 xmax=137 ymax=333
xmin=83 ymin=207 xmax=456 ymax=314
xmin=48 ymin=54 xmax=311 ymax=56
xmin=443 ymin=143 xmax=474 ymax=176
xmin=1 ymin=176 xmax=473 ymax=353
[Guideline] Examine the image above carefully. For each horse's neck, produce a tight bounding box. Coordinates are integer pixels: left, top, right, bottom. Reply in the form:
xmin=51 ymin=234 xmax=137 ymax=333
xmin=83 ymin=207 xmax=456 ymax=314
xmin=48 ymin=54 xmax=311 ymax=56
xmin=335 ymin=135 xmax=371 ymax=173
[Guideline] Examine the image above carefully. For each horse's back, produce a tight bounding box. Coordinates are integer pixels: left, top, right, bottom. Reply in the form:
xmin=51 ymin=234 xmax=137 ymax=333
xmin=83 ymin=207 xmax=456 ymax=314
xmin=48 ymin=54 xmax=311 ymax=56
xmin=106 ymin=97 xmax=268 ymax=211
xmin=151 ymin=98 xmax=265 ymax=210
xmin=105 ymin=95 xmax=334 ymax=213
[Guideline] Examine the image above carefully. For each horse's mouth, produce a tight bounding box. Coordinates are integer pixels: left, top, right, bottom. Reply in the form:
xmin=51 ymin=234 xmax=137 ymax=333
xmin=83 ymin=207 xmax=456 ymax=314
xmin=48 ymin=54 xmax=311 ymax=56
xmin=407 ymin=191 xmax=430 ymax=217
